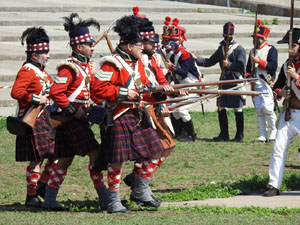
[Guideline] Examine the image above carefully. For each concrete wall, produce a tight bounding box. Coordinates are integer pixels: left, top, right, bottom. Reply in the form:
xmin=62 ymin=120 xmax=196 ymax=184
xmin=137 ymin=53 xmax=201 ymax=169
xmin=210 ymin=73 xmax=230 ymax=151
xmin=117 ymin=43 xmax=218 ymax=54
xmin=169 ymin=0 xmax=300 ymax=18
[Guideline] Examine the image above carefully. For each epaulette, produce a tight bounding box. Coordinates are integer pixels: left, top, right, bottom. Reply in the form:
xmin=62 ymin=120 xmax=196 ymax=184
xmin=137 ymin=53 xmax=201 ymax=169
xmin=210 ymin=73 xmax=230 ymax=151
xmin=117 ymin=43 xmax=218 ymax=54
xmin=99 ymin=56 xmax=123 ymax=71
xmin=56 ymin=61 xmax=79 ymax=76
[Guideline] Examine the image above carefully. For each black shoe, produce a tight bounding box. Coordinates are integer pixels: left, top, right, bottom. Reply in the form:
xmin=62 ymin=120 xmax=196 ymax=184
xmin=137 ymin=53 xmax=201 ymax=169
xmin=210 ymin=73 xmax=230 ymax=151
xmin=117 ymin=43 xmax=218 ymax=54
xmin=36 ymin=182 xmax=47 ymax=199
xmin=130 ymin=196 xmax=161 ymax=208
xmin=231 ymin=137 xmax=243 ymax=142
xmin=151 ymin=194 xmax=163 ymax=204
xmin=263 ymin=186 xmax=279 ymax=197
xmin=123 ymin=173 xmax=134 ymax=188
xmin=213 ymin=135 xmax=229 ymax=142
xmin=178 ymin=135 xmax=193 ymax=142
xmin=25 ymin=195 xmax=43 ymax=208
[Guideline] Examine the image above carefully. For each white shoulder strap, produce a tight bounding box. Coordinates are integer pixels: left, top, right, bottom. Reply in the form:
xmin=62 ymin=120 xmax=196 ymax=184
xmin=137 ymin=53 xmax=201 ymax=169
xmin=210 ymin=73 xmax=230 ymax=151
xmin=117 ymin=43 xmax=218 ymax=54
xmin=67 ymin=61 xmax=88 ymax=102
xmin=23 ymin=63 xmax=49 ymax=94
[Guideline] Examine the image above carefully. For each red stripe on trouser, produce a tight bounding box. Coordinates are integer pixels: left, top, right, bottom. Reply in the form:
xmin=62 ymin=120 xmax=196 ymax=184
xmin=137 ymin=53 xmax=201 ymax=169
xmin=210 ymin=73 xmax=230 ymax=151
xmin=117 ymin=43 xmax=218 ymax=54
xmin=48 ymin=164 xmax=67 ymax=189
xmin=88 ymin=165 xmax=104 ymax=188
xmin=26 ymin=166 xmax=41 ymax=196
xmin=107 ymin=166 xmax=122 ymax=191
xmin=39 ymin=160 xmax=54 ymax=184
xmin=135 ymin=158 xmax=160 ymax=180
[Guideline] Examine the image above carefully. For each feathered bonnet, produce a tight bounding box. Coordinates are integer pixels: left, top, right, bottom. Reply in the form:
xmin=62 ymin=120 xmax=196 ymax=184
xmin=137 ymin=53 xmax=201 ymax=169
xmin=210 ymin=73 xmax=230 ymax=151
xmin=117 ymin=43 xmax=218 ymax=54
xmin=114 ymin=15 xmax=144 ymax=45
xmin=20 ymin=26 xmax=49 ymax=54
xmin=62 ymin=13 xmax=100 ymax=46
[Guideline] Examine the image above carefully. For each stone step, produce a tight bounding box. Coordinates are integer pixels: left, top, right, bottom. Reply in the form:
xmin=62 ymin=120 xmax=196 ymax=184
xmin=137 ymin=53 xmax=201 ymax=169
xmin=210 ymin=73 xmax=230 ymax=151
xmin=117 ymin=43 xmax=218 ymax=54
xmin=0 ymin=23 xmax=290 ymax=42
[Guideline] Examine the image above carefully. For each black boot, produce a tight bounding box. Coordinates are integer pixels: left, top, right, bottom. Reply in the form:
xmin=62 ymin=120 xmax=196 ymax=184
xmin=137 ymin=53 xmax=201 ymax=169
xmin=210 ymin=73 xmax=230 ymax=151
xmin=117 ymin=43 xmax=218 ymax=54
xmin=170 ymin=114 xmax=183 ymax=139
xmin=179 ymin=120 xmax=198 ymax=142
xmin=213 ymin=109 xmax=229 ymax=141
xmin=232 ymin=111 xmax=244 ymax=142
xmin=36 ymin=181 xmax=47 ymax=199
xmin=25 ymin=195 xmax=43 ymax=208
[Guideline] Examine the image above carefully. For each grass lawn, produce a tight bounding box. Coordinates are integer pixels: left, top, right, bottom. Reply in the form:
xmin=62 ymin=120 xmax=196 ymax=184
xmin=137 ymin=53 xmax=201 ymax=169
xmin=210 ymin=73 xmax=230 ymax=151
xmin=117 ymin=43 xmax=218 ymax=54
xmin=1 ymin=108 xmax=300 ymax=224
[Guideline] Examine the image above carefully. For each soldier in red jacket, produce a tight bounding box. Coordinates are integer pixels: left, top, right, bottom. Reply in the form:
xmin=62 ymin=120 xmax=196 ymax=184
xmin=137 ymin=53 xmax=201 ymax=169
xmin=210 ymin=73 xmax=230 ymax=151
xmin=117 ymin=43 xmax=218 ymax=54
xmin=93 ymin=15 xmax=166 ymax=213
xmin=123 ymin=18 xmax=176 ymax=201
xmin=42 ymin=13 xmax=107 ymax=211
xmin=11 ymin=27 xmax=56 ymax=207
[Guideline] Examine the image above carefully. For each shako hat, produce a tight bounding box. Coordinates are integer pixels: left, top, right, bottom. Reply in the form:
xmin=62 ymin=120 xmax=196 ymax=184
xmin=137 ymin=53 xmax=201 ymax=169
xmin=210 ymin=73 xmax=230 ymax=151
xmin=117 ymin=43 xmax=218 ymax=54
xmin=20 ymin=26 xmax=49 ymax=54
xmin=252 ymin=19 xmax=270 ymax=40
xmin=62 ymin=13 xmax=100 ymax=46
xmin=277 ymin=28 xmax=300 ymax=44
xmin=223 ymin=22 xmax=234 ymax=35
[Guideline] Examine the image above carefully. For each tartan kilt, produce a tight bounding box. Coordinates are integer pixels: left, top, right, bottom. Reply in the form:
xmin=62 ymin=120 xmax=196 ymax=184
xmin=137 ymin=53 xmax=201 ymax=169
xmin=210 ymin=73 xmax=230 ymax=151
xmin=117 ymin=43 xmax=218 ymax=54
xmin=16 ymin=113 xmax=55 ymax=162
xmin=147 ymin=105 xmax=175 ymax=150
xmin=100 ymin=109 xmax=164 ymax=163
xmin=54 ymin=118 xmax=99 ymax=158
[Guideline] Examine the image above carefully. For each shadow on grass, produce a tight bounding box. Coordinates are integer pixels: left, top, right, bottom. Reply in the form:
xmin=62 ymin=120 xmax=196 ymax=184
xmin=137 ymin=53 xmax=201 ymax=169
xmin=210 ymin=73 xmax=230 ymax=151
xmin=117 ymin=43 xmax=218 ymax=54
xmin=153 ymin=188 xmax=185 ymax=194
xmin=0 ymin=200 xmax=101 ymax=213
xmin=230 ymin=172 xmax=300 ymax=194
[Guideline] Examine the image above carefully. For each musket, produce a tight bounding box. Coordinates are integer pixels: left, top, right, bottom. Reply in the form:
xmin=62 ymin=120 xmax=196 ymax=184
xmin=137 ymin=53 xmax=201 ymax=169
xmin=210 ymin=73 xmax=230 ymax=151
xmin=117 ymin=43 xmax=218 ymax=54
xmin=251 ymin=9 xmax=258 ymax=92
xmin=165 ymin=84 xmax=244 ymax=111
xmin=171 ymin=89 xmax=267 ymax=96
xmin=167 ymin=94 xmax=217 ymax=111
xmin=285 ymin=0 xmax=294 ymax=121
xmin=217 ymin=22 xmax=231 ymax=111
xmin=138 ymin=78 xmax=257 ymax=93
xmin=93 ymin=20 xmax=116 ymax=47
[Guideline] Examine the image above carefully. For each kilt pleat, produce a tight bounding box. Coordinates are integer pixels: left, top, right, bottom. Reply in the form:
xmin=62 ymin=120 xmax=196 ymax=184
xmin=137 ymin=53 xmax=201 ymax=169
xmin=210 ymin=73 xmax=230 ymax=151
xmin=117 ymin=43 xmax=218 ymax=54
xmin=101 ymin=109 xmax=164 ymax=163
xmin=16 ymin=113 xmax=55 ymax=162
xmin=54 ymin=119 xmax=100 ymax=158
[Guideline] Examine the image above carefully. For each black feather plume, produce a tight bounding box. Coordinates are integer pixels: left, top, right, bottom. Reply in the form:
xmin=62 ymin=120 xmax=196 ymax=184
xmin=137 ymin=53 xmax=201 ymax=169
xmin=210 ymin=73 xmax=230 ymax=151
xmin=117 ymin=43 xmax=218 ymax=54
xmin=114 ymin=15 xmax=144 ymax=44
xmin=62 ymin=13 xmax=100 ymax=33
xmin=20 ymin=26 xmax=48 ymax=45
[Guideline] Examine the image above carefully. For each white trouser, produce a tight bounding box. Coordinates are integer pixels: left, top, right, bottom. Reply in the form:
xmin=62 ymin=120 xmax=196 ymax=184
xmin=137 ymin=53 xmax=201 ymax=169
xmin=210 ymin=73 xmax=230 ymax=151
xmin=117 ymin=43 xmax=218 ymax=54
xmin=268 ymin=110 xmax=300 ymax=189
xmin=172 ymin=75 xmax=198 ymax=122
xmin=255 ymin=107 xmax=277 ymax=140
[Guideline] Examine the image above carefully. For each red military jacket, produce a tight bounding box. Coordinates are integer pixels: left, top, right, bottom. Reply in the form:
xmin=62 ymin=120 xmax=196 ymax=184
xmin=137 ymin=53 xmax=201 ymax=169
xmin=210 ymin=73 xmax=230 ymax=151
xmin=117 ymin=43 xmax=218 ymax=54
xmin=150 ymin=55 xmax=169 ymax=85
xmin=93 ymin=48 xmax=156 ymax=119
xmin=11 ymin=61 xmax=53 ymax=117
xmin=50 ymin=53 xmax=100 ymax=115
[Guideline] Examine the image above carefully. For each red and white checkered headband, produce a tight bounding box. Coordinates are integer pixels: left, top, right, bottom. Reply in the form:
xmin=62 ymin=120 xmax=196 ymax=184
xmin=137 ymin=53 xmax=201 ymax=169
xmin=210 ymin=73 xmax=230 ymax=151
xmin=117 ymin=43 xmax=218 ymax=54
xmin=70 ymin=33 xmax=93 ymax=45
xmin=139 ymin=30 xmax=155 ymax=40
xmin=27 ymin=42 xmax=49 ymax=52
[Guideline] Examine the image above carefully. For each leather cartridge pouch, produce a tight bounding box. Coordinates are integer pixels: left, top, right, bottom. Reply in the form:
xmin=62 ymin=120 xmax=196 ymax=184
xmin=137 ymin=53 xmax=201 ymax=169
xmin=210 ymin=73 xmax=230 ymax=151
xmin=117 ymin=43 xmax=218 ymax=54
xmin=289 ymin=96 xmax=300 ymax=110
xmin=6 ymin=116 xmax=31 ymax=136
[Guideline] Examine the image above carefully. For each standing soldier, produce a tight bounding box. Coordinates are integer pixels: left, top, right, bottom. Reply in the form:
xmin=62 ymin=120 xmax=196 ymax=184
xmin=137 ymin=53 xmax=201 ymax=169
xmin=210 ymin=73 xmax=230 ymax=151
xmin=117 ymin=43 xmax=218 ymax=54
xmin=11 ymin=27 xmax=55 ymax=207
xmin=246 ymin=19 xmax=278 ymax=143
xmin=165 ymin=18 xmax=201 ymax=142
xmin=42 ymin=13 xmax=107 ymax=211
xmin=264 ymin=28 xmax=300 ymax=196
xmin=196 ymin=22 xmax=246 ymax=142
xmin=93 ymin=15 xmax=165 ymax=213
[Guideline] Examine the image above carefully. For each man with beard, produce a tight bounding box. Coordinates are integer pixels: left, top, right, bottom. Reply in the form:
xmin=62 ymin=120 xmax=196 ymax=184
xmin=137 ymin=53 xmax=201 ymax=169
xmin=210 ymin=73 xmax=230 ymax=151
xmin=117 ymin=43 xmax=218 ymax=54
xmin=42 ymin=13 xmax=107 ymax=211
xmin=92 ymin=15 xmax=166 ymax=213
xmin=122 ymin=18 xmax=176 ymax=200
xmin=11 ymin=27 xmax=56 ymax=207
